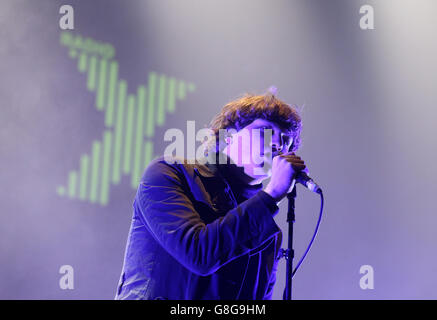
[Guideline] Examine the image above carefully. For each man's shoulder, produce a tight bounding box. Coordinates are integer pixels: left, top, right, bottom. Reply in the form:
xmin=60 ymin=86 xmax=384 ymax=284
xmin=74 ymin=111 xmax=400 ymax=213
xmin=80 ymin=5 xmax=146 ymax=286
xmin=142 ymin=155 xmax=216 ymax=182
xmin=146 ymin=155 xmax=197 ymax=171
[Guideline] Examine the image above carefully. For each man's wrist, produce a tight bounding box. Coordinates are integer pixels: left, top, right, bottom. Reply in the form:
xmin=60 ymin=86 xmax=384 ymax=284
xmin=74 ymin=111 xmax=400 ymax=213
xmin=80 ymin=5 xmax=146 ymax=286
xmin=263 ymin=186 xmax=280 ymax=203
xmin=258 ymin=190 xmax=280 ymax=215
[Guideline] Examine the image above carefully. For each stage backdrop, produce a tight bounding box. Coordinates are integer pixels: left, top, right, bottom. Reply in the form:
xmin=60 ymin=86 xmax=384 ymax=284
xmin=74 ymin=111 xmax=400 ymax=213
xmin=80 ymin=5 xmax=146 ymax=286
xmin=1 ymin=0 xmax=436 ymax=299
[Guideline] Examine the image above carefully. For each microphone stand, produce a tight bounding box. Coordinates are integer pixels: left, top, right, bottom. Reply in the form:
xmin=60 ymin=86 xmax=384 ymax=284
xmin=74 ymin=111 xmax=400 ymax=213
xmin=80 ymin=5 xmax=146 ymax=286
xmin=282 ymin=185 xmax=296 ymax=300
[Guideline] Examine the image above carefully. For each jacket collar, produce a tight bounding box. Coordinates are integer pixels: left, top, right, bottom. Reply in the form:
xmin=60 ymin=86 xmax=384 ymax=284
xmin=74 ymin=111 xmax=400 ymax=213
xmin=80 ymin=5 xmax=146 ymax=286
xmin=193 ymin=151 xmax=231 ymax=179
xmin=193 ymin=161 xmax=218 ymax=178
xmin=194 ymin=152 xmax=263 ymax=189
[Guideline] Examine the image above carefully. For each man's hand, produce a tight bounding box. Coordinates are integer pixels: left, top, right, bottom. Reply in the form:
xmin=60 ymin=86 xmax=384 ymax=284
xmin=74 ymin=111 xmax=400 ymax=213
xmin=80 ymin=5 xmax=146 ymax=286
xmin=264 ymin=152 xmax=306 ymax=202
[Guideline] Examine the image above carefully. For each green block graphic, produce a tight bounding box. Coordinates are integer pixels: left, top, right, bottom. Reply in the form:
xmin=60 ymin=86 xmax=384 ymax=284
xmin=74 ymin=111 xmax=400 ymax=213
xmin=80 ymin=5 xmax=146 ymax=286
xmin=57 ymin=31 xmax=196 ymax=206
xmin=112 ymin=80 xmax=127 ymax=185
xmin=79 ymin=154 xmax=89 ymax=200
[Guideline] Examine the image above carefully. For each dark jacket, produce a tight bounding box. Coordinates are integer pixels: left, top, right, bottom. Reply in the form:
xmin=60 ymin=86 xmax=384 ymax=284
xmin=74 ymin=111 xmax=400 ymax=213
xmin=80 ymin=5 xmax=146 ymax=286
xmin=115 ymin=155 xmax=282 ymax=300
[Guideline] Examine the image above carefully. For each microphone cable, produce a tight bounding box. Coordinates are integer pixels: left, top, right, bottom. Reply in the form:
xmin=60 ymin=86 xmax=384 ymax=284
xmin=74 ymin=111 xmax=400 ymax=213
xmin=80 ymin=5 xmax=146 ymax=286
xmin=291 ymin=188 xmax=324 ymax=278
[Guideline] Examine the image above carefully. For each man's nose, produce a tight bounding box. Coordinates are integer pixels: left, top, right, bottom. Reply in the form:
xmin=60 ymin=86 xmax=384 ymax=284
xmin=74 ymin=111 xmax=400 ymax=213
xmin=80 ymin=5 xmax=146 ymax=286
xmin=271 ymin=135 xmax=284 ymax=154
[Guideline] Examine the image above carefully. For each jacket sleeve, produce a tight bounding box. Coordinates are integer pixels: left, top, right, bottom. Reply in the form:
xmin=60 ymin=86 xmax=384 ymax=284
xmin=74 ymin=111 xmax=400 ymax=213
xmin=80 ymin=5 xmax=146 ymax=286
xmin=263 ymin=232 xmax=282 ymax=300
xmin=136 ymin=159 xmax=281 ymax=276
xmin=264 ymin=264 xmax=277 ymax=300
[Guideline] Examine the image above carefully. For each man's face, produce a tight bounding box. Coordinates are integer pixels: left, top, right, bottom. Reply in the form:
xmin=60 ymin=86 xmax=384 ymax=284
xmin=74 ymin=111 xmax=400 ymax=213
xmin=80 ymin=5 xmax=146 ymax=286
xmin=222 ymin=119 xmax=293 ymax=181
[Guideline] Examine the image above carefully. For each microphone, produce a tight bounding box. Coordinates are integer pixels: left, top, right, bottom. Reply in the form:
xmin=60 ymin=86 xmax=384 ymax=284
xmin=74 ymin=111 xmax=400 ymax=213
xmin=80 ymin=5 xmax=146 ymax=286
xmin=295 ymin=171 xmax=321 ymax=194
xmin=276 ymin=149 xmax=322 ymax=194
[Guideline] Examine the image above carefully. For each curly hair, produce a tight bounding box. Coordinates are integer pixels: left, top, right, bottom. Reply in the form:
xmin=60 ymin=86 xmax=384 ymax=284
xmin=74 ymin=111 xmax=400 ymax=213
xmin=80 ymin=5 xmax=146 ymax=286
xmin=208 ymin=91 xmax=302 ymax=152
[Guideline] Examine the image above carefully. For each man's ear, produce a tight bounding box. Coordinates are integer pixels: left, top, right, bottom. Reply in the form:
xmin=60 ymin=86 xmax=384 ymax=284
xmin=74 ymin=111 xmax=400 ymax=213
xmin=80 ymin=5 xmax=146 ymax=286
xmin=224 ymin=128 xmax=238 ymax=143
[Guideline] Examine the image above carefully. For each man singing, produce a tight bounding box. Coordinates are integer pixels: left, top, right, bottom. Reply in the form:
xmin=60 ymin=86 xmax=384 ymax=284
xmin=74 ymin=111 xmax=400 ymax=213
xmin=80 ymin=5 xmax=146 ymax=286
xmin=115 ymin=91 xmax=306 ymax=299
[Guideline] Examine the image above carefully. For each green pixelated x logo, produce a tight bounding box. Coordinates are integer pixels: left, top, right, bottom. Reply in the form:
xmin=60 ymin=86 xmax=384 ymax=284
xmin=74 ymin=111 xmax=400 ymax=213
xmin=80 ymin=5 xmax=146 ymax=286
xmin=57 ymin=31 xmax=196 ymax=206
